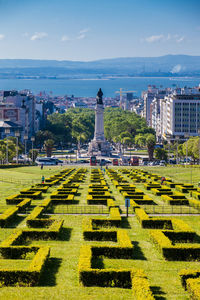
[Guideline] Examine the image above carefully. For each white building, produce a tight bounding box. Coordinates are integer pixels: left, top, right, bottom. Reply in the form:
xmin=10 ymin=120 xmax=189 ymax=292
xmin=151 ymin=97 xmax=161 ymax=141
xmin=161 ymin=87 xmax=200 ymax=142
xmin=142 ymin=85 xmax=170 ymax=126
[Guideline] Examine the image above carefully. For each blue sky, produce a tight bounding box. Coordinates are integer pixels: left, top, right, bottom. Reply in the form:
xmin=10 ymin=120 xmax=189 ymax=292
xmin=0 ymin=0 xmax=199 ymax=61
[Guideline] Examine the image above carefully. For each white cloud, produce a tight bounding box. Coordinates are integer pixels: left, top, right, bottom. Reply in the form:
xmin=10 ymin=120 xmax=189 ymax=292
xmin=30 ymin=32 xmax=48 ymax=41
xmin=176 ymin=36 xmax=185 ymax=43
xmin=145 ymin=34 xmax=164 ymax=43
xmin=61 ymin=35 xmax=71 ymax=42
xmin=22 ymin=32 xmax=29 ymax=37
xmin=76 ymin=33 xmax=86 ymax=40
xmin=0 ymin=34 xmax=5 ymax=41
xmin=166 ymin=34 xmax=171 ymax=41
xmin=79 ymin=28 xmax=90 ymax=34
xmin=61 ymin=28 xmax=90 ymax=42
xmin=171 ymin=64 xmax=182 ymax=73
xmin=144 ymin=33 xmax=185 ymax=43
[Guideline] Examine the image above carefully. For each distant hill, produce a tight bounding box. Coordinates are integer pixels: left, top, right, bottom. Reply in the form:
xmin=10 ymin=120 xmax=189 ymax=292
xmin=0 ymin=55 xmax=199 ymax=78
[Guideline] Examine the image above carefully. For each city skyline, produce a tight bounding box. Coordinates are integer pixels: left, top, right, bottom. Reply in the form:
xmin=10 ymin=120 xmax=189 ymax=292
xmin=0 ymin=0 xmax=199 ymax=61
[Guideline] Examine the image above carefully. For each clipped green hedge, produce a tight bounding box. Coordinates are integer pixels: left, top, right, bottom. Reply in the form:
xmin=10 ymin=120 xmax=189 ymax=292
xmin=0 ymin=164 xmax=30 ymax=169
xmin=0 ymin=246 xmax=50 ymax=286
xmin=150 ymin=229 xmax=200 ymax=261
xmin=190 ymin=191 xmax=200 ymax=200
xmin=0 ymin=207 xmax=19 ymax=227
xmin=132 ymin=270 xmax=155 ymax=300
xmin=186 ymin=277 xmax=200 ymax=300
xmin=179 ymin=269 xmax=200 ymax=288
xmin=135 ymin=208 xmax=172 ymax=229
xmin=16 ymin=198 xmax=31 ymax=211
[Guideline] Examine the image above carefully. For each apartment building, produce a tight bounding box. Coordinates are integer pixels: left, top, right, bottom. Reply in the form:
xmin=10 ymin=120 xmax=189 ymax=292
xmin=0 ymin=90 xmax=36 ymax=140
xmin=160 ymin=87 xmax=200 ymax=142
xmin=142 ymin=85 xmax=169 ymax=125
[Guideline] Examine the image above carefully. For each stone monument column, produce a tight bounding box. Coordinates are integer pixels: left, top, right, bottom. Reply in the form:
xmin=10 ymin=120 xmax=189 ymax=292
xmin=94 ymin=89 xmax=105 ymax=141
xmin=88 ymin=88 xmax=111 ymax=156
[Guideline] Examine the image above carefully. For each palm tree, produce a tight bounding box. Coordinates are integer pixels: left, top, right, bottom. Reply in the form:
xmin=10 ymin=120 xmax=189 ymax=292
xmin=145 ymin=134 xmax=156 ymax=160
xmin=44 ymin=139 xmax=54 ymax=157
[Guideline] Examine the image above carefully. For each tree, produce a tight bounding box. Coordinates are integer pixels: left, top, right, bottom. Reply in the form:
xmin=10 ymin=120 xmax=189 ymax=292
xmin=35 ymin=130 xmax=55 ymax=151
xmin=154 ymin=148 xmax=168 ymax=161
xmin=44 ymin=139 xmax=54 ymax=157
xmin=120 ymin=132 xmax=132 ymax=154
xmin=113 ymin=136 xmax=121 ymax=154
xmin=0 ymin=141 xmax=6 ymax=163
xmin=192 ymin=137 xmax=200 ymax=161
xmin=29 ymin=149 xmax=38 ymax=162
xmin=145 ymin=134 xmax=156 ymax=160
xmin=134 ymin=134 xmax=146 ymax=148
xmin=182 ymin=137 xmax=200 ymax=162
xmin=104 ymin=107 xmax=155 ymax=143
xmin=178 ymin=144 xmax=184 ymax=159
xmin=0 ymin=139 xmax=21 ymax=163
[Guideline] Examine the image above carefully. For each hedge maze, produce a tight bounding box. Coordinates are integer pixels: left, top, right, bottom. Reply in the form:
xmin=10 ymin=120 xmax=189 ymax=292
xmin=79 ymin=168 xmax=154 ymax=299
xmin=0 ymin=168 xmax=75 ymax=286
xmin=1 ymin=166 xmax=200 ymax=299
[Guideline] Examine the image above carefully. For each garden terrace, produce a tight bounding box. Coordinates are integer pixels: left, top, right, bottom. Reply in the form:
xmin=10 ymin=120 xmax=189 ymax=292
xmin=0 ymin=165 xmax=200 ymax=299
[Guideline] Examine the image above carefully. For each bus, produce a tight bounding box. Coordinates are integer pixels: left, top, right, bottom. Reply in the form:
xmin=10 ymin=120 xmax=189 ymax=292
xmin=90 ymin=156 xmax=97 ymax=166
xmin=112 ymin=158 xmax=119 ymax=166
xmin=35 ymin=157 xmax=63 ymax=166
xmin=130 ymin=156 xmax=139 ymax=166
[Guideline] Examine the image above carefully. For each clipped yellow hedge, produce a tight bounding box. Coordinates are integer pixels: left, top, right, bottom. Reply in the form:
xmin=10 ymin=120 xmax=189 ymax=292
xmin=131 ymin=270 xmax=155 ymax=300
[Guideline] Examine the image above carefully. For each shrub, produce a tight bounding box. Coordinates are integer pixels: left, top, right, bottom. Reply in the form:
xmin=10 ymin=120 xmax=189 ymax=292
xmin=131 ymin=270 xmax=155 ymax=300
xmin=16 ymin=198 xmax=31 ymax=211
xmin=135 ymin=208 xmax=172 ymax=229
xmin=187 ymin=278 xmax=200 ymax=300
xmin=0 ymin=207 xmax=19 ymax=227
xmin=0 ymin=246 xmax=50 ymax=286
xmin=150 ymin=229 xmax=200 ymax=261
xmin=179 ymin=269 xmax=200 ymax=288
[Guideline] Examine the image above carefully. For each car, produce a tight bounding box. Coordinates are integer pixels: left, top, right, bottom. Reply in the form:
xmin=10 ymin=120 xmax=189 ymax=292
xmin=78 ymin=159 xmax=89 ymax=164
xmin=67 ymin=150 xmax=75 ymax=154
xmin=160 ymin=160 xmax=166 ymax=164
xmin=104 ymin=159 xmax=112 ymax=164
xmin=35 ymin=157 xmax=62 ymax=165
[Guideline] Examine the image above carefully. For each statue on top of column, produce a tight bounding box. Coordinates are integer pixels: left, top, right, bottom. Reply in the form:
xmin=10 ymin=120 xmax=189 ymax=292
xmin=96 ymin=88 xmax=103 ymax=105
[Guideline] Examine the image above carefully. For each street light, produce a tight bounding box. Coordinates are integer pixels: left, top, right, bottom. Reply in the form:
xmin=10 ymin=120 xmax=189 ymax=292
xmin=175 ymin=136 xmax=179 ymax=165
xmin=24 ymin=135 xmax=28 ymax=159
xmin=198 ymin=129 xmax=200 ymax=165
xmin=31 ymin=136 xmax=35 ymax=164
xmin=5 ymin=128 xmax=10 ymax=164
xmin=15 ymin=130 xmax=20 ymax=164
xmin=184 ymin=133 xmax=190 ymax=165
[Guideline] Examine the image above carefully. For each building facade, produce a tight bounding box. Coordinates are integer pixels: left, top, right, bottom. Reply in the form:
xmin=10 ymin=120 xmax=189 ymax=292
xmin=0 ymin=90 xmax=36 ymax=141
xmin=160 ymin=88 xmax=200 ymax=142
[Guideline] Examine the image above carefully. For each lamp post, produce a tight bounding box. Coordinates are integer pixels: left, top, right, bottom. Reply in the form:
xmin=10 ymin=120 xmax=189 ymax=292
xmin=184 ymin=133 xmax=190 ymax=165
xmin=15 ymin=130 xmax=20 ymax=164
xmin=24 ymin=135 xmax=28 ymax=159
xmin=175 ymin=136 xmax=179 ymax=165
xmin=31 ymin=136 xmax=35 ymax=164
xmin=198 ymin=129 xmax=200 ymax=165
xmin=5 ymin=128 xmax=10 ymax=164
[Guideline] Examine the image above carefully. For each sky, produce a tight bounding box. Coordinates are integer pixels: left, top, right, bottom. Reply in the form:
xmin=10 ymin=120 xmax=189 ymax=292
xmin=0 ymin=0 xmax=199 ymax=61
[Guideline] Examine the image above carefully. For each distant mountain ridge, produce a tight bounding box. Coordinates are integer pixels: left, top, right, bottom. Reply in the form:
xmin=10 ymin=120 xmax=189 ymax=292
xmin=0 ymin=55 xmax=199 ymax=77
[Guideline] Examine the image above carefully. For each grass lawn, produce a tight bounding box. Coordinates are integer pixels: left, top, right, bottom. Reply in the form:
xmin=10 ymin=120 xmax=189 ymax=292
xmin=0 ymin=166 xmax=67 ymax=209
xmin=0 ymin=165 xmax=200 ymax=299
xmin=134 ymin=165 xmax=200 ymax=186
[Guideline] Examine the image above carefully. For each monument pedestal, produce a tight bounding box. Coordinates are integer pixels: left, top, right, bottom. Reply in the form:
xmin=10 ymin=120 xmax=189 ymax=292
xmin=88 ymin=90 xmax=111 ymax=157
xmin=88 ymin=139 xmax=111 ymax=156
